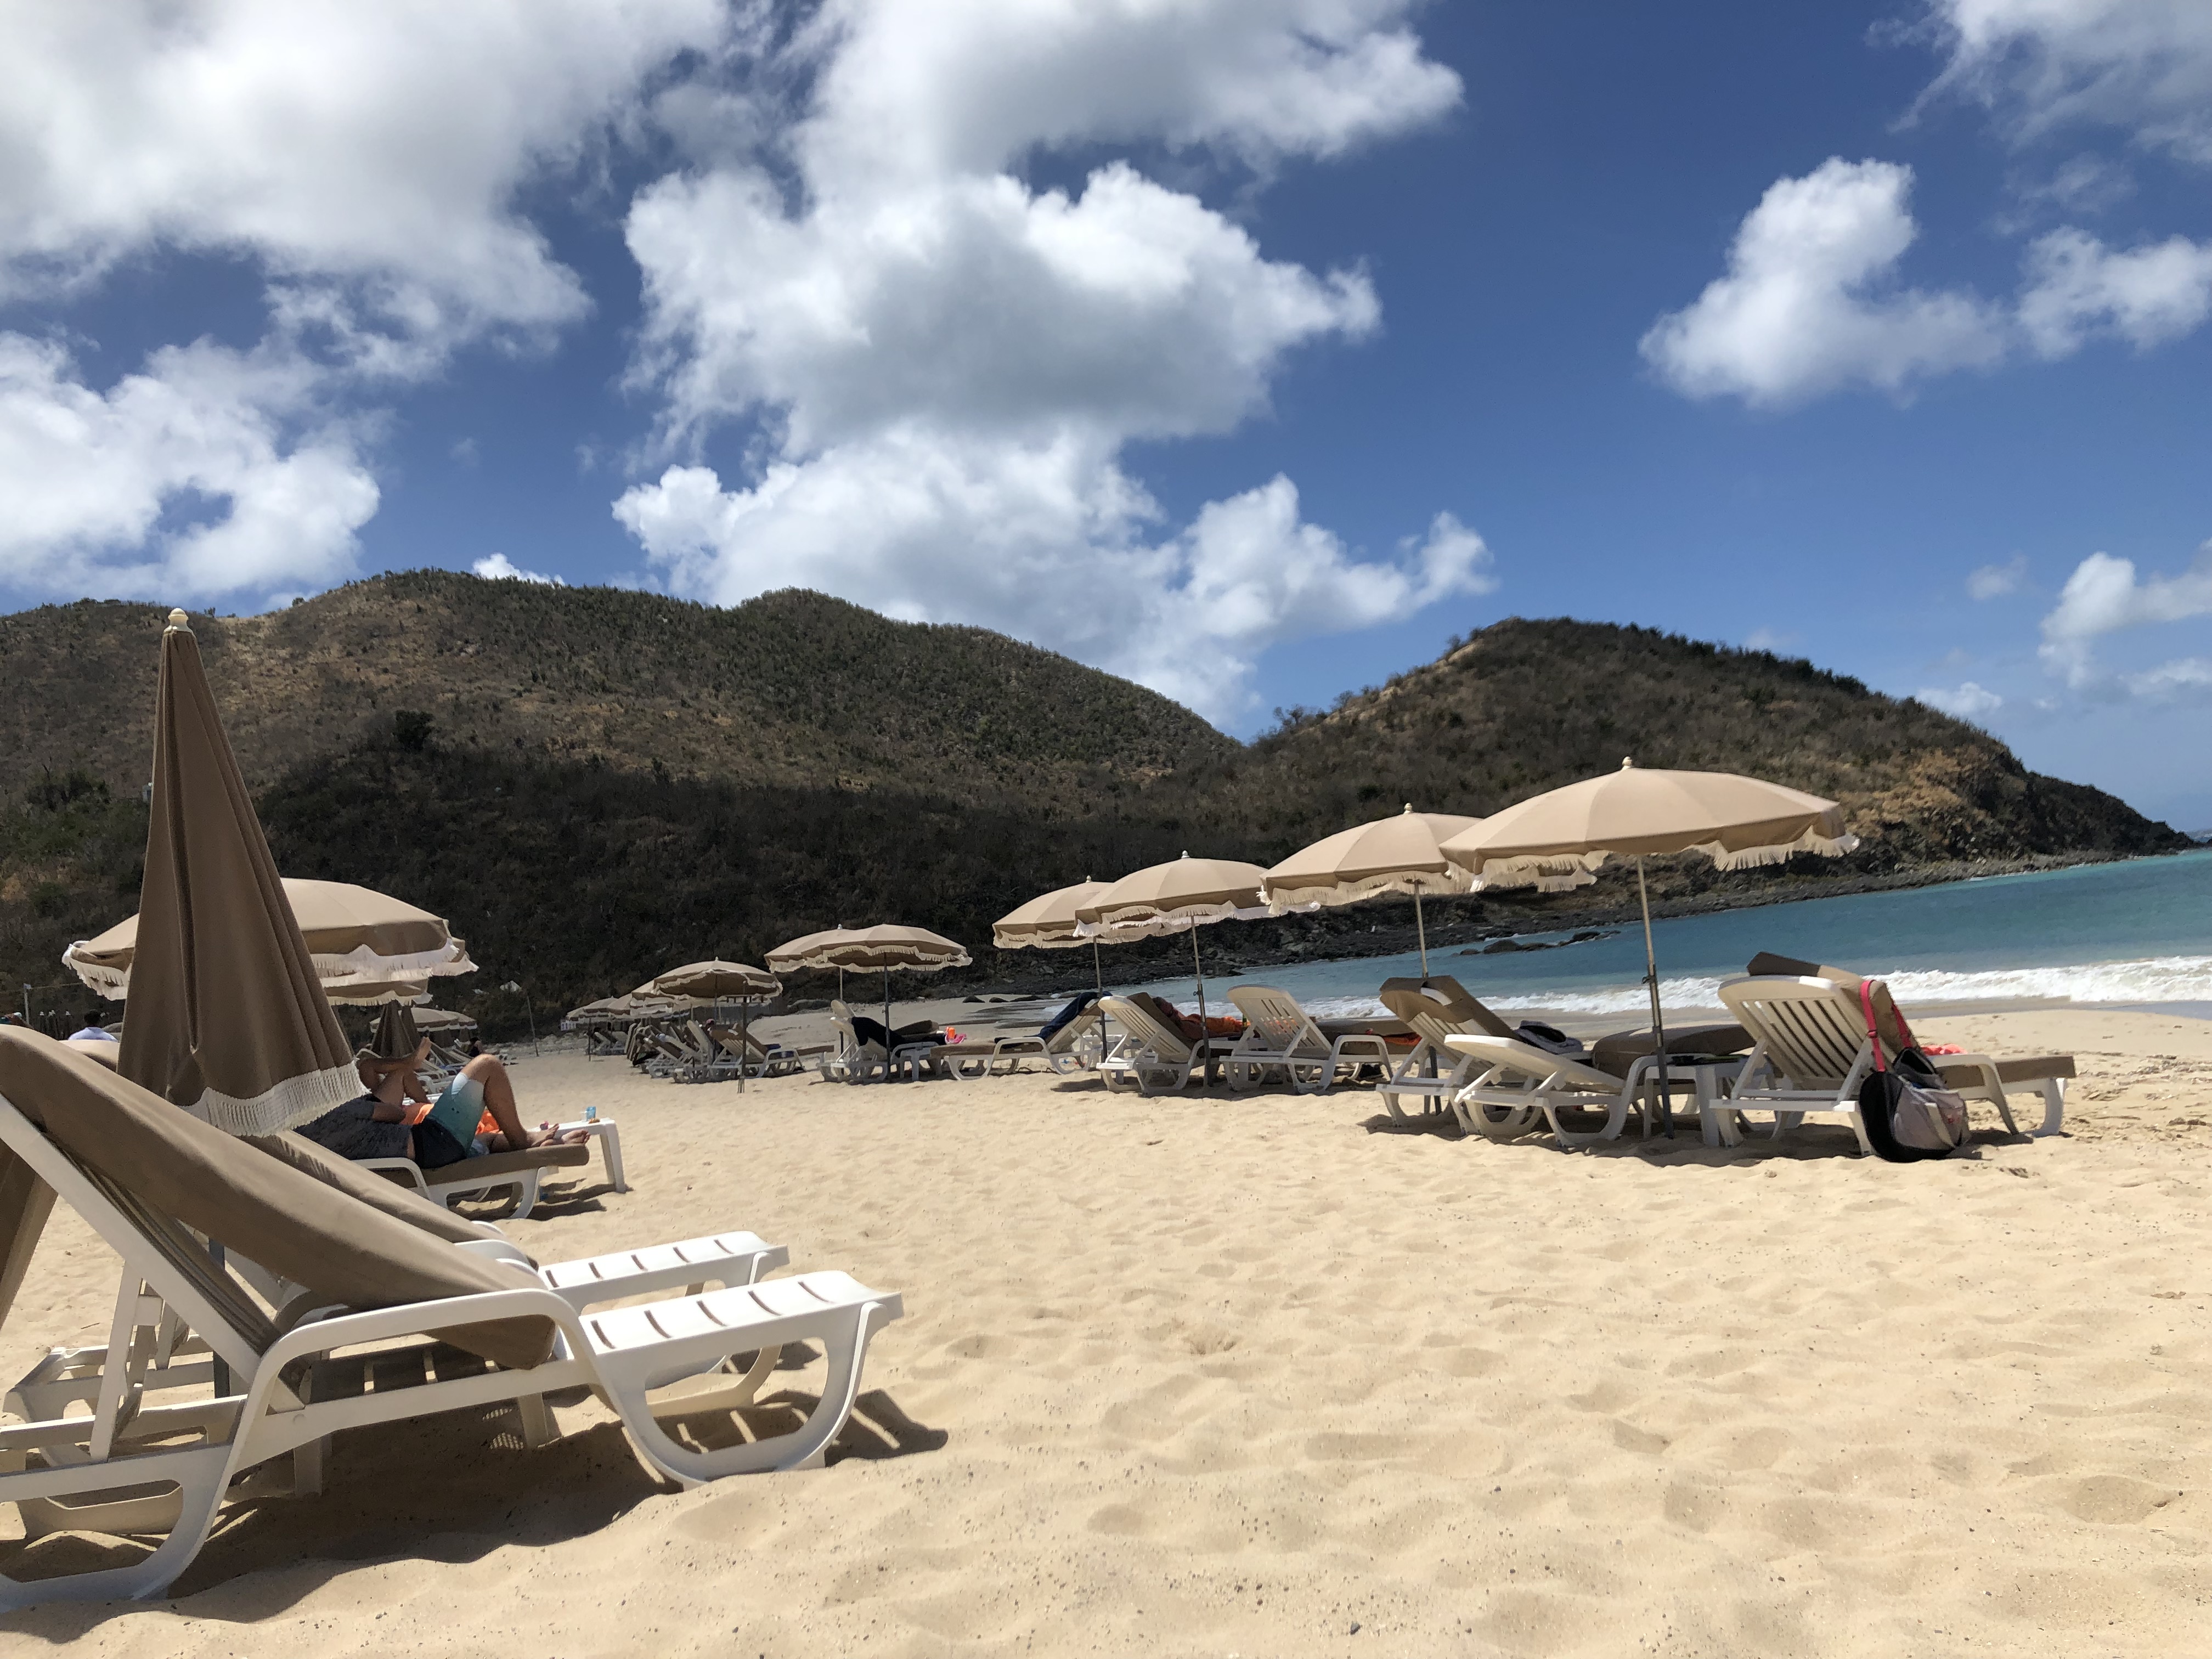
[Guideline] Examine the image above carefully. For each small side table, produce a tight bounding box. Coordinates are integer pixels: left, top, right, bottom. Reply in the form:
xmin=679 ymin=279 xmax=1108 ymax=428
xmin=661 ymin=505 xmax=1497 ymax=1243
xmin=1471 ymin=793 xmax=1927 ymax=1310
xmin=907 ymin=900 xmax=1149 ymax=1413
xmin=555 ymin=1119 xmax=628 ymax=1192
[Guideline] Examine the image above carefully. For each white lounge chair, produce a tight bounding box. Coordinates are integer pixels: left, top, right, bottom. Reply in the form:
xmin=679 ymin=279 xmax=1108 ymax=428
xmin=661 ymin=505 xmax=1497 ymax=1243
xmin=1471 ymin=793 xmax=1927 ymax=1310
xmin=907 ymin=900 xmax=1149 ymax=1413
xmin=359 ymin=1138 xmax=594 ymax=1218
xmin=1715 ymin=975 xmax=2029 ymax=1154
xmin=0 ymin=1031 xmax=902 ymax=1609
xmin=946 ymin=1006 xmax=1105 ymax=1080
xmin=1374 ymin=977 xmax=1529 ymax=1121
xmin=1095 ymin=996 xmax=1229 ymax=1096
xmin=1220 ymin=985 xmax=1393 ymax=1095
xmin=1442 ymin=1035 xmax=1694 ymax=1149
xmin=1740 ymin=955 xmax=2070 ymax=1135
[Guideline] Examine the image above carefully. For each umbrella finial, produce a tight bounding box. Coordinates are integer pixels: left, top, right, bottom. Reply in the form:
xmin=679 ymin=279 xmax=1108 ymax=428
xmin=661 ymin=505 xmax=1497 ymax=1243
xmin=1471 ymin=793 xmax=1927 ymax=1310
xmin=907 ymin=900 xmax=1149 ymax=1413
xmin=166 ymin=608 xmax=190 ymax=631
xmin=1620 ymin=756 xmax=1635 ymax=769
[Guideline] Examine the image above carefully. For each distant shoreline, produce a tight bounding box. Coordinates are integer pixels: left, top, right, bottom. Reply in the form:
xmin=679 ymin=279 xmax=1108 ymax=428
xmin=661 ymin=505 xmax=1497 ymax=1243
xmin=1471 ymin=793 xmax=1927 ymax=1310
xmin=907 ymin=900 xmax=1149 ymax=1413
xmin=955 ymin=847 xmax=2199 ymax=1000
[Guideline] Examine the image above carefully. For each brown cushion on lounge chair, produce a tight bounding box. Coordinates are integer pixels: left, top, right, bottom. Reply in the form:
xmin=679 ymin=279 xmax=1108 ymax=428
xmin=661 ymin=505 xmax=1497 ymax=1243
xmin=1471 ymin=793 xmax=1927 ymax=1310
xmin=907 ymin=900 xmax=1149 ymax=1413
xmin=1589 ymin=1024 xmax=1753 ymax=1079
xmin=1377 ymin=977 xmax=1520 ymax=1041
xmin=419 ymin=1144 xmax=591 ymax=1187
xmin=1938 ymin=1054 xmax=2075 ymax=1088
xmin=0 ymin=1028 xmax=555 ymax=1370
xmin=245 ymin=1128 xmax=494 ymax=1246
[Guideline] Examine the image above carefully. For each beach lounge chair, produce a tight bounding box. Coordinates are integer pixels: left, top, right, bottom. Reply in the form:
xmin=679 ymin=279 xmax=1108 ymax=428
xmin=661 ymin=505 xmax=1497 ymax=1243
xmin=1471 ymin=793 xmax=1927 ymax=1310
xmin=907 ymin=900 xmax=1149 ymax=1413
xmin=708 ymin=1023 xmax=803 ymax=1079
xmin=1714 ymin=975 xmax=2033 ymax=1154
xmin=822 ymin=1001 xmax=939 ymax=1083
xmin=1442 ymin=1034 xmax=1702 ymax=1149
xmin=1095 ymin=995 xmax=1229 ymax=1095
xmin=1220 ymin=985 xmax=1393 ymax=1094
xmin=0 ymin=1030 xmax=902 ymax=1608
xmin=944 ymin=1002 xmax=1106 ymax=1080
xmin=357 ymin=1139 xmax=594 ymax=1218
xmin=1374 ymin=977 xmax=1527 ymax=1121
xmin=1743 ymin=953 xmax=2070 ymax=1135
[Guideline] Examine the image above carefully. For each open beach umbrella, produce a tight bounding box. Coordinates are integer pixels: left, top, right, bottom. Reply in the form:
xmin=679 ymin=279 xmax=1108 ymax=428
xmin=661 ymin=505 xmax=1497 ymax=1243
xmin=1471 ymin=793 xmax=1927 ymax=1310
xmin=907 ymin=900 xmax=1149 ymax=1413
xmin=642 ymin=960 xmax=782 ymax=1092
xmin=993 ymin=879 xmax=1117 ymax=986
xmin=1076 ymin=854 xmax=1268 ymax=1036
xmin=322 ymin=975 xmax=429 ymax=1006
xmin=64 ymin=878 xmax=476 ymax=1001
xmin=1262 ymin=806 xmax=1484 ymax=980
xmin=767 ymin=926 xmax=972 ymax=1082
xmin=1441 ymin=759 xmax=1859 ymax=1131
xmin=119 ymin=611 xmax=361 ymax=1135
xmin=409 ymin=1007 xmax=476 ymax=1033
xmin=642 ymin=960 xmax=781 ymax=1001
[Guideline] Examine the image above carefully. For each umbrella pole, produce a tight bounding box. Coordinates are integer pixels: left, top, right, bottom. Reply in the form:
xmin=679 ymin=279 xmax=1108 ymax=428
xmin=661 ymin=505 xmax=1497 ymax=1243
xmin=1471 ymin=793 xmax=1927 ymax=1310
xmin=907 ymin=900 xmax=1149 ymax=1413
xmin=1190 ymin=927 xmax=1213 ymax=1085
xmin=883 ymin=967 xmax=894 ymax=1085
xmin=1415 ymin=890 xmax=1430 ymax=983
xmin=1637 ymin=856 xmax=1673 ymax=1137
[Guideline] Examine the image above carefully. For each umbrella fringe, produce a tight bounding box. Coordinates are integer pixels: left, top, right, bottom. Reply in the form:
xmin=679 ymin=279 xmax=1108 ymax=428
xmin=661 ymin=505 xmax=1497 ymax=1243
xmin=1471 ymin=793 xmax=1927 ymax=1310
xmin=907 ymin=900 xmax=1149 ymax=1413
xmin=1707 ymin=830 xmax=1862 ymax=870
xmin=1262 ymin=870 xmax=1472 ymax=913
xmin=193 ymin=1060 xmax=361 ymax=1138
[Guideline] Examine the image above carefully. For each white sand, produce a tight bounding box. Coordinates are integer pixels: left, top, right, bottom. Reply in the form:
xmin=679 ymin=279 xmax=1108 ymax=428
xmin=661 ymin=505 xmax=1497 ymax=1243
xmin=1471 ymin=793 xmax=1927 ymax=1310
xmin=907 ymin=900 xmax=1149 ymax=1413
xmin=4 ymin=1008 xmax=2207 ymax=1656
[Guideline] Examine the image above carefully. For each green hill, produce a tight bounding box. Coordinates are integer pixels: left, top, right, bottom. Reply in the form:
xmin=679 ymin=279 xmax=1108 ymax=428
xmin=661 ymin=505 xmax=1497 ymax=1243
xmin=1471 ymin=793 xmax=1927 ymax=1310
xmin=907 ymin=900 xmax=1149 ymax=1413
xmin=0 ymin=578 xmax=2184 ymax=1031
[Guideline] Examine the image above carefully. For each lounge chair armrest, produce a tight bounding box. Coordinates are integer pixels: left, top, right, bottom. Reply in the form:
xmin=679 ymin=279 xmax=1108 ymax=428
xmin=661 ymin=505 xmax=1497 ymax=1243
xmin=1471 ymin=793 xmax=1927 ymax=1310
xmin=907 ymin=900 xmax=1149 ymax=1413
xmin=358 ymin=1156 xmax=429 ymax=1193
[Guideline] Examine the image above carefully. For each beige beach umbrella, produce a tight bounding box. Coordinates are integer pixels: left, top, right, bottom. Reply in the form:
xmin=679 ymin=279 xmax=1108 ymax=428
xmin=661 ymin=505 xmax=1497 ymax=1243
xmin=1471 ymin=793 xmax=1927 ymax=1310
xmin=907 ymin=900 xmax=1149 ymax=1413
xmin=64 ymin=878 xmax=476 ymax=1001
xmin=642 ymin=960 xmax=781 ymax=1001
xmin=1076 ymin=853 xmax=1268 ymax=1035
xmin=409 ymin=1006 xmax=476 ymax=1033
xmin=768 ymin=926 xmax=972 ymax=1081
xmin=119 ymin=612 xmax=360 ymax=1135
xmin=993 ymin=878 xmax=1121 ymax=992
xmin=1441 ymin=759 xmax=1859 ymax=1131
xmin=643 ymin=960 xmax=782 ymax=1092
xmin=1262 ymin=805 xmax=1485 ymax=980
xmin=322 ymin=975 xmax=429 ymax=1006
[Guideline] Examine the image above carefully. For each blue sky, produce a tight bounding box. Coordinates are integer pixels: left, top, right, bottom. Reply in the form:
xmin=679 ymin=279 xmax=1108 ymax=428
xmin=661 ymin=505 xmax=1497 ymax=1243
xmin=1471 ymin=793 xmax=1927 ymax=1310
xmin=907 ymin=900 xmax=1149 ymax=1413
xmin=2 ymin=3 xmax=2207 ymax=825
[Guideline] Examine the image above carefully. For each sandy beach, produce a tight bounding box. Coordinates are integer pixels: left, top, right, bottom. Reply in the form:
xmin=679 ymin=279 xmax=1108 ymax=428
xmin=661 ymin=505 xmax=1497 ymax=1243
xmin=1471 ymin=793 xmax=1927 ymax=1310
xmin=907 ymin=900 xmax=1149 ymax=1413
xmin=3 ymin=1006 xmax=2207 ymax=1656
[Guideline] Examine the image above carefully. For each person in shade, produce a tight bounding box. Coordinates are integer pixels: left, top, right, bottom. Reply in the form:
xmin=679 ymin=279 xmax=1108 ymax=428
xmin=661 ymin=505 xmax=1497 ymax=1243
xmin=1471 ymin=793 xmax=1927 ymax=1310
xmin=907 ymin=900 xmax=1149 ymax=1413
xmin=297 ymin=1032 xmax=586 ymax=1170
xmin=67 ymin=1011 xmax=119 ymax=1042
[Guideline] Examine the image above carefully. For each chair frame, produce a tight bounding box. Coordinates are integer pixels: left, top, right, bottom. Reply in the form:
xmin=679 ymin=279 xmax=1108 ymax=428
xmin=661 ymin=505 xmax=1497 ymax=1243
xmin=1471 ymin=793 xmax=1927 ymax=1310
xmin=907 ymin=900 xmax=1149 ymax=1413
xmin=1221 ymin=986 xmax=1392 ymax=1096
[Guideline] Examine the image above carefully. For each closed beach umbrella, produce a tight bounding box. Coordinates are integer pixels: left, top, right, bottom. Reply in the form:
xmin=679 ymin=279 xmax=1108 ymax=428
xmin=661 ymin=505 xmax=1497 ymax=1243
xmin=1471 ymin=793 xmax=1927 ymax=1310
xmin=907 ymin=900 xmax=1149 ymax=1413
xmin=1262 ymin=805 xmax=1484 ymax=980
xmin=1077 ymin=854 xmax=1268 ymax=1037
xmin=768 ymin=926 xmax=972 ymax=1082
xmin=119 ymin=611 xmax=360 ymax=1135
xmin=64 ymin=878 xmax=476 ymax=1000
xmin=1441 ymin=759 xmax=1858 ymax=1130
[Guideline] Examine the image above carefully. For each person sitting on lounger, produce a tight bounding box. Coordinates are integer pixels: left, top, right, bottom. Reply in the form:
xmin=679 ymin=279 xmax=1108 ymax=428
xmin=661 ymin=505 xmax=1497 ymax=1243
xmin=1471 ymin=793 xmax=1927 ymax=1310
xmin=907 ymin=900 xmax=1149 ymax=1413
xmin=298 ymin=1036 xmax=585 ymax=1168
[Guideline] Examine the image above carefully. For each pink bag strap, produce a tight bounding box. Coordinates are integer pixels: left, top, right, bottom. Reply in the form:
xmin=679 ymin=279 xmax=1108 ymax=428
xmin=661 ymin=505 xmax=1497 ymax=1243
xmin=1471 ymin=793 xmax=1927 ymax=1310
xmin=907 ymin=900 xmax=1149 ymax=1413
xmin=1859 ymin=979 xmax=1917 ymax=1071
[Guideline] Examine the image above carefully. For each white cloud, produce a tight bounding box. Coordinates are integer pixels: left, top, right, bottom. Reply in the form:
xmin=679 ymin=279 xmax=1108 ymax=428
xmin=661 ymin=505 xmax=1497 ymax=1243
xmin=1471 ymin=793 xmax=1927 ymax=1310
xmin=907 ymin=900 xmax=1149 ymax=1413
xmin=1918 ymin=0 xmax=2212 ymax=166
xmin=2039 ymin=541 xmax=2212 ymax=686
xmin=1918 ymin=680 xmax=2005 ymax=719
xmin=0 ymin=1 xmax=726 ymax=344
xmin=0 ymin=0 xmax=729 ymax=602
xmin=472 ymin=552 xmax=563 ymax=585
xmin=1640 ymin=159 xmax=2006 ymax=405
xmin=615 ymin=451 xmax=1488 ymax=722
xmin=1743 ymin=627 xmax=1797 ymax=653
xmin=1969 ymin=554 xmax=2028 ymax=598
xmin=0 ymin=333 xmax=376 ymax=601
xmin=2017 ymin=227 xmax=2212 ymax=355
xmin=617 ymin=0 xmax=1472 ymax=720
xmin=2125 ymin=657 xmax=2212 ymax=699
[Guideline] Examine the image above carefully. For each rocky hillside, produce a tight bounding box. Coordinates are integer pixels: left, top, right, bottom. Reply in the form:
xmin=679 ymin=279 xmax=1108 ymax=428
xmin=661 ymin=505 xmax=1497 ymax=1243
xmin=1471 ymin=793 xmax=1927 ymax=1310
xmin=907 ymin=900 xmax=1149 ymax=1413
xmin=0 ymin=581 xmax=2185 ymax=1030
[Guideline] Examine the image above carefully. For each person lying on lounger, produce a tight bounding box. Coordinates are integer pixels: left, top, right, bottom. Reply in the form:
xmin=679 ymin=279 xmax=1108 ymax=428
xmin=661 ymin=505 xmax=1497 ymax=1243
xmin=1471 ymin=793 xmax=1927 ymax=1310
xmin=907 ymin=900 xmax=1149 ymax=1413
xmin=297 ymin=1037 xmax=586 ymax=1169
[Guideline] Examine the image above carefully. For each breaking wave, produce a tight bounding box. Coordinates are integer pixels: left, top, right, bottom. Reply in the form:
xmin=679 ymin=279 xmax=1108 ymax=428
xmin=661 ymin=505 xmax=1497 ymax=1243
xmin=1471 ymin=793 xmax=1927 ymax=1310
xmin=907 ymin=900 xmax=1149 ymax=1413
xmin=1304 ymin=956 xmax=2212 ymax=1019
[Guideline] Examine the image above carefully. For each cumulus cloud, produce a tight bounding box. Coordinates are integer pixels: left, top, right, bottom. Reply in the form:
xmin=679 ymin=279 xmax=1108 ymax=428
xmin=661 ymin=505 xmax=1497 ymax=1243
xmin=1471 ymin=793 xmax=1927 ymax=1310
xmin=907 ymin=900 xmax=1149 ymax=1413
xmin=0 ymin=0 xmax=727 ymax=601
xmin=1917 ymin=0 xmax=2212 ymax=166
xmin=617 ymin=0 xmax=1474 ymax=720
xmin=1918 ymin=680 xmax=2005 ymax=719
xmin=1645 ymin=157 xmax=2212 ymax=405
xmin=1969 ymin=554 xmax=2028 ymax=598
xmin=2124 ymin=657 xmax=2212 ymax=700
xmin=616 ymin=453 xmax=1488 ymax=721
xmin=1639 ymin=159 xmax=2005 ymax=405
xmin=2038 ymin=541 xmax=2212 ymax=686
xmin=472 ymin=552 xmax=563 ymax=585
xmin=0 ymin=333 xmax=377 ymax=601
xmin=2017 ymin=227 xmax=2212 ymax=355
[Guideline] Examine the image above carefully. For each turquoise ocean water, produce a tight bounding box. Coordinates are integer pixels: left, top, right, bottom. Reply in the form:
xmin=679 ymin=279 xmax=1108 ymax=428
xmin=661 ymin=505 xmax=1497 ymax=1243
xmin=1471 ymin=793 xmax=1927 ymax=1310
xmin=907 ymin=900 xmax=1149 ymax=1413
xmin=1127 ymin=848 xmax=2212 ymax=1019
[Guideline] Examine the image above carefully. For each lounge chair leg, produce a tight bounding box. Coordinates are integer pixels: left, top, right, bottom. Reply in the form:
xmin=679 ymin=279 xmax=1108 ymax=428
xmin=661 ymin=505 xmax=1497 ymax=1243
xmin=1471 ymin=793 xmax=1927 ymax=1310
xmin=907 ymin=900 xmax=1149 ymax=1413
xmin=2034 ymin=1078 xmax=2064 ymax=1136
xmin=517 ymin=1392 xmax=557 ymax=1449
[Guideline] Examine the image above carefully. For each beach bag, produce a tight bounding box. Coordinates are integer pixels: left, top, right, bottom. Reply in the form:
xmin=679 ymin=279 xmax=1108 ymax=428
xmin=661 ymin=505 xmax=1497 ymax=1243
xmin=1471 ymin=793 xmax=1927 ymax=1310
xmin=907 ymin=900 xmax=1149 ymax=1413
xmin=1855 ymin=981 xmax=1968 ymax=1161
